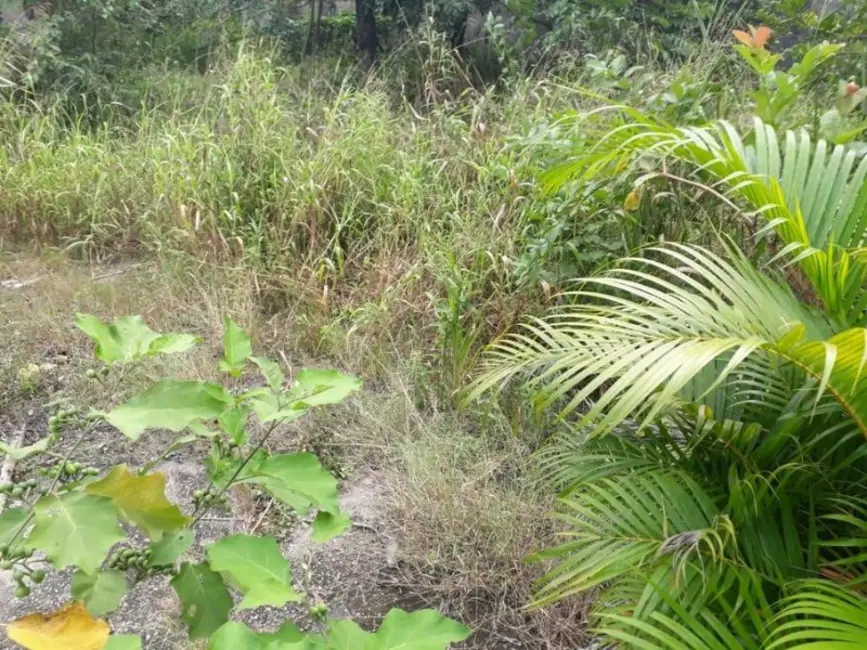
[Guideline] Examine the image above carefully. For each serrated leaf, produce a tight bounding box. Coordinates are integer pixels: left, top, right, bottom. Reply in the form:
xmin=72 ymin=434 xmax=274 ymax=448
xmin=292 ymin=369 xmax=361 ymax=406
xmin=7 ymin=602 xmax=109 ymax=650
xmin=105 ymin=635 xmax=143 ymax=650
xmin=219 ymin=317 xmax=252 ymax=376
xmin=206 ymin=534 xmax=301 ymax=609
xmin=209 ymin=621 xmax=306 ymax=650
xmin=107 ymin=380 xmax=232 ymax=440
xmin=0 ymin=507 xmax=29 ymax=543
xmin=251 ymin=356 xmax=285 ymax=390
xmin=312 ymin=511 xmax=351 ymax=543
xmin=369 ymin=609 xmax=472 ymax=649
xmin=147 ymin=529 xmax=194 ymax=567
xmin=0 ymin=437 xmax=48 ymax=460
xmin=238 ymin=452 xmax=341 ymax=516
xmin=28 ymin=492 xmax=125 ymax=574
xmin=87 ymin=465 xmax=188 ymax=540
xmin=71 ymin=569 xmax=128 ymax=616
xmin=171 ymin=562 xmax=233 ymax=640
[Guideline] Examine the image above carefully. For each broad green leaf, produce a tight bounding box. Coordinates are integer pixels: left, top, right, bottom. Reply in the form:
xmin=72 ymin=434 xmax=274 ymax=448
xmin=369 ymin=609 xmax=472 ymax=649
xmin=187 ymin=421 xmax=219 ymax=438
xmin=171 ymin=562 xmax=233 ymax=640
xmin=87 ymin=465 xmax=188 ymax=540
xmin=75 ymin=314 xmax=199 ymax=364
xmin=209 ymin=621 xmax=306 ymax=650
xmin=219 ymin=317 xmax=252 ymax=376
xmin=206 ymin=534 xmax=301 ymax=609
xmin=147 ymin=529 xmax=194 ymax=567
xmin=312 ymin=511 xmax=351 ymax=543
xmin=28 ymin=493 xmax=125 ymax=574
xmin=71 ymin=570 xmax=128 ymax=616
xmin=106 ymin=380 xmax=232 ymax=440
xmin=237 ymin=452 xmax=340 ymax=516
xmin=0 ymin=507 xmax=29 ymax=544
xmin=218 ymin=407 xmax=248 ymax=445
xmin=105 ymin=635 xmax=143 ymax=650
xmin=246 ymin=391 xmax=307 ymax=424
xmin=75 ymin=314 xmax=156 ymax=364
xmin=0 ymin=437 xmax=48 ymax=460
xmin=7 ymin=602 xmax=109 ymax=650
xmin=292 ymin=369 xmax=361 ymax=406
xmin=322 ymin=620 xmax=370 ymax=649
xmin=251 ymin=356 xmax=285 ymax=391
xmin=147 ymin=334 xmax=200 ymax=356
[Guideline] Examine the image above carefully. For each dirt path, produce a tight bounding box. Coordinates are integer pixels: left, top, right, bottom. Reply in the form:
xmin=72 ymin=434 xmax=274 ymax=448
xmin=0 ymin=452 xmax=403 ymax=649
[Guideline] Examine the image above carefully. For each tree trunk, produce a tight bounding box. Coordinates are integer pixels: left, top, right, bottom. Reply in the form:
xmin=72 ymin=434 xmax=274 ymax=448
xmin=304 ymin=0 xmax=317 ymax=55
xmin=312 ymin=0 xmax=323 ymax=52
xmin=354 ymin=0 xmax=377 ymax=67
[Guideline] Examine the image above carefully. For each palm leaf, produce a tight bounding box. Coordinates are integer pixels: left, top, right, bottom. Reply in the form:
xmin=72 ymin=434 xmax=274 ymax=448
xmin=545 ymin=113 xmax=867 ymax=324
xmin=532 ymin=469 xmax=728 ymax=605
xmin=471 ymin=244 xmax=866 ymax=441
xmin=766 ymin=580 xmax=867 ymax=649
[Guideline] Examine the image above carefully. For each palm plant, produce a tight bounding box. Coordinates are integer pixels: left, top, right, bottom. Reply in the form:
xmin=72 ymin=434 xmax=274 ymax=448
xmin=471 ymin=114 xmax=867 ymax=647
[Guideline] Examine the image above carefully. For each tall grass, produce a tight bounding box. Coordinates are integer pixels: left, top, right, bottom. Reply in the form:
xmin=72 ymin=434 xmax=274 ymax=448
xmin=0 ymin=44 xmax=584 ymax=385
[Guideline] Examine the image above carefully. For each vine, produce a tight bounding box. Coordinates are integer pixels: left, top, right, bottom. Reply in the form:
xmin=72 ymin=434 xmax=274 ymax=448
xmin=1 ymin=315 xmax=471 ymax=649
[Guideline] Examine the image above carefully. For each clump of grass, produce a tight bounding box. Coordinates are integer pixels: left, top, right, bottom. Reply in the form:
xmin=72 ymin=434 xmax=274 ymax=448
xmin=312 ymin=384 xmax=590 ymax=648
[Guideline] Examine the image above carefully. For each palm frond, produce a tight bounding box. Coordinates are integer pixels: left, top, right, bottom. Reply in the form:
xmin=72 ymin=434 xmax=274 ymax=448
xmin=545 ymin=113 xmax=867 ymax=324
xmin=532 ymin=469 xmax=728 ymax=605
xmin=766 ymin=580 xmax=867 ymax=649
xmin=472 ymin=244 xmax=865 ymax=441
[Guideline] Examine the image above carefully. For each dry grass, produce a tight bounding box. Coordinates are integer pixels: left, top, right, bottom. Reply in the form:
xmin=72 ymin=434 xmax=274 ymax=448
xmin=0 ymin=253 xmax=585 ymax=648
xmin=305 ymin=382 xmax=591 ymax=648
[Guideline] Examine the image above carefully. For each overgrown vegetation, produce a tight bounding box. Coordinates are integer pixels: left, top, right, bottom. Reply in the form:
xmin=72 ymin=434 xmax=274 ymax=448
xmin=3 ymin=0 xmax=867 ymax=648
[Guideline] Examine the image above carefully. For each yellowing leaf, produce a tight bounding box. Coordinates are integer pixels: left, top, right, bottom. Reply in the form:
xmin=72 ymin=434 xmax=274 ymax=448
xmin=87 ymin=465 xmax=188 ymax=541
xmin=624 ymin=188 xmax=642 ymax=212
xmin=7 ymin=602 xmax=109 ymax=650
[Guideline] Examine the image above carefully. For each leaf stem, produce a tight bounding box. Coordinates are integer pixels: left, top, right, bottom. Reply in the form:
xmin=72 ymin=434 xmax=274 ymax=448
xmin=190 ymin=418 xmax=280 ymax=526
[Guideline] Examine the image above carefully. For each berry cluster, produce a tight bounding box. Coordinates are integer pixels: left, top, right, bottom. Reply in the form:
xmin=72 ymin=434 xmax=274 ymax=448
xmin=37 ymin=461 xmax=100 ymax=482
xmin=84 ymin=367 xmax=110 ymax=380
xmin=0 ymin=546 xmax=44 ymax=598
xmin=193 ymin=487 xmax=226 ymax=508
xmin=106 ymin=547 xmax=178 ymax=579
xmin=0 ymin=479 xmax=41 ymax=500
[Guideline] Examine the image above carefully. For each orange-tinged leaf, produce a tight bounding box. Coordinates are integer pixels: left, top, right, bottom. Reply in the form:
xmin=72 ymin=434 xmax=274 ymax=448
xmin=732 ymin=29 xmax=753 ymax=47
xmin=753 ymin=25 xmax=771 ymax=49
xmin=7 ymin=602 xmax=109 ymax=650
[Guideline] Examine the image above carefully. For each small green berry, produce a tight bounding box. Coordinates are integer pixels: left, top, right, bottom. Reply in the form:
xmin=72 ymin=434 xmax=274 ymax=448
xmin=0 ymin=560 xmax=12 ymax=570
xmin=14 ymin=585 xmax=30 ymax=598
xmin=11 ymin=487 xmax=23 ymax=498
xmin=85 ymin=369 xmax=98 ymax=379
xmin=30 ymin=570 xmax=45 ymax=584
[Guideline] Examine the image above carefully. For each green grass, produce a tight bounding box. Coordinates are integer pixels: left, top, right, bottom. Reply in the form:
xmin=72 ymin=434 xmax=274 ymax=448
xmin=0 ymin=44 xmax=593 ymax=391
